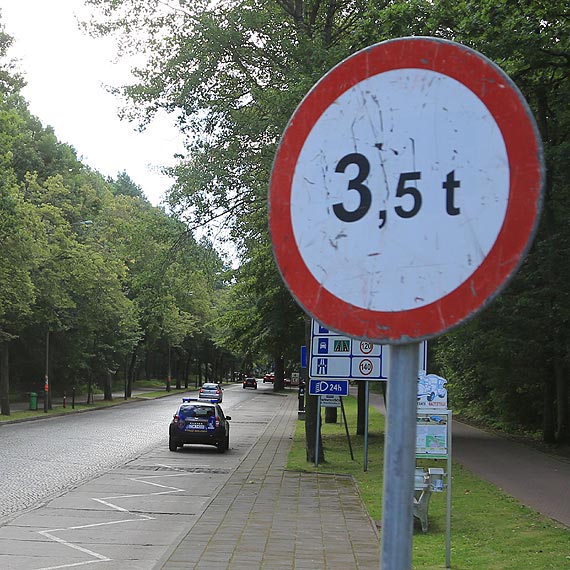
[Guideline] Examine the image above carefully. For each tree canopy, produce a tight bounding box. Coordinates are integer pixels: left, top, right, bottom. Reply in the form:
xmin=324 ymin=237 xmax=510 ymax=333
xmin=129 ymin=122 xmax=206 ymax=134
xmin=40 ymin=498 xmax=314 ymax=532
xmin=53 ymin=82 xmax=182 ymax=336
xmin=2 ymin=2 xmax=570 ymax=447
xmin=80 ymin=0 xmax=570 ymax=445
xmin=0 ymin=13 xmax=234 ymax=414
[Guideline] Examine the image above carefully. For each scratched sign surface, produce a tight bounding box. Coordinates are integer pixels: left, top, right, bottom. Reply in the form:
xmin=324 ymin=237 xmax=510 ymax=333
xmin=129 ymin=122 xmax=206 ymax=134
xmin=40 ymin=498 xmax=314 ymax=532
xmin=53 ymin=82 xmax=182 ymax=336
xmin=269 ymin=37 xmax=543 ymax=343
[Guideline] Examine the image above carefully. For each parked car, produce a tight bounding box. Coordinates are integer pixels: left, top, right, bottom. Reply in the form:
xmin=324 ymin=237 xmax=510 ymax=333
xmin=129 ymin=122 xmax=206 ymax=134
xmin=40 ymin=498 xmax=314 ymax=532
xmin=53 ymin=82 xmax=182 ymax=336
xmin=243 ymin=377 xmax=257 ymax=389
xmin=263 ymin=372 xmax=274 ymax=383
xmin=199 ymin=382 xmax=223 ymax=402
xmin=169 ymin=398 xmax=231 ymax=453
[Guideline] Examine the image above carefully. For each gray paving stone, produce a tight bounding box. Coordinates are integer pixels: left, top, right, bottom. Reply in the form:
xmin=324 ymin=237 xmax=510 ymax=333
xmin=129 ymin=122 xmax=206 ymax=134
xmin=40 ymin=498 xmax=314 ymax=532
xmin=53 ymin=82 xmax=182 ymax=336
xmin=153 ymin=393 xmax=380 ymax=569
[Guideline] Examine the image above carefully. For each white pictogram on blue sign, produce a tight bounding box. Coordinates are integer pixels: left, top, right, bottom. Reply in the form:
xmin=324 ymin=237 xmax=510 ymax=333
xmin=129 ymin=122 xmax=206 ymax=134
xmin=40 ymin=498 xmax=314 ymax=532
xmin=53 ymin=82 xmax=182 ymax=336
xmin=318 ymin=338 xmax=329 ymax=354
xmin=317 ymin=358 xmax=328 ymax=375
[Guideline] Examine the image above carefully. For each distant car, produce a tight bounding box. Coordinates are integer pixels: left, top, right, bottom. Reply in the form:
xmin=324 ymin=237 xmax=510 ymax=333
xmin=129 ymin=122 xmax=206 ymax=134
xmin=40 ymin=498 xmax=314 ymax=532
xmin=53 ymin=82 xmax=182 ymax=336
xmin=263 ymin=373 xmax=274 ymax=383
xmin=169 ymin=398 xmax=231 ymax=453
xmin=284 ymin=377 xmax=291 ymax=387
xmin=243 ymin=377 xmax=257 ymax=389
xmin=199 ymin=382 xmax=223 ymax=402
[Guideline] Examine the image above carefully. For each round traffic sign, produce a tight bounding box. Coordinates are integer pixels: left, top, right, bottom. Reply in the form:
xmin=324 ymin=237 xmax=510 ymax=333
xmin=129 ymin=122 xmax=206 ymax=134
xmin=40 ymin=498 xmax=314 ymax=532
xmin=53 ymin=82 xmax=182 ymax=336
xmin=269 ymin=37 xmax=544 ymax=343
xmin=359 ymin=359 xmax=374 ymax=376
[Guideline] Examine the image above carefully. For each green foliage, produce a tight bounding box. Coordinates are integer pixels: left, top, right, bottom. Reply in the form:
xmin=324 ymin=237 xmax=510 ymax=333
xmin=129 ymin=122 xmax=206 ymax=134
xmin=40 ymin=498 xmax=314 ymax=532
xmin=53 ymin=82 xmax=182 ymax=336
xmin=82 ymin=0 xmax=570 ymax=437
xmin=0 ymin=16 xmax=234 ymax=402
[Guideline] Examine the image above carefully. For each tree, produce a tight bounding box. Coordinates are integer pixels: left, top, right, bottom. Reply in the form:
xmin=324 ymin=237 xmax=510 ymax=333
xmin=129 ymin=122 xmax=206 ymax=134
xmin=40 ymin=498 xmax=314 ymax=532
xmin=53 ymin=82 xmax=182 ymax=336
xmin=82 ymin=0 xmax=570 ymax=447
xmin=83 ymin=0 xmax=376 ymax=462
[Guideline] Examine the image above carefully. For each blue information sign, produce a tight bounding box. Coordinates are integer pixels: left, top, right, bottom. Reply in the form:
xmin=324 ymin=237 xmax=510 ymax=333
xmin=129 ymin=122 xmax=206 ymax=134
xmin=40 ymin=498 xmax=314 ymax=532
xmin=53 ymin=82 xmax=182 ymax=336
xmin=308 ymin=379 xmax=349 ymax=396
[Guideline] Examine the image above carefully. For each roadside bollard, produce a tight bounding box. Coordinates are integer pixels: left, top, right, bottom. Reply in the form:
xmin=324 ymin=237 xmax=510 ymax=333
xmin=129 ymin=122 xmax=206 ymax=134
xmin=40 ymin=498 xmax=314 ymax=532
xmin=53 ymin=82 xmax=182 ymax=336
xmin=298 ymin=384 xmax=305 ymax=412
xmin=72 ymin=387 xmax=75 ymax=409
xmin=63 ymin=391 xmax=67 ymax=408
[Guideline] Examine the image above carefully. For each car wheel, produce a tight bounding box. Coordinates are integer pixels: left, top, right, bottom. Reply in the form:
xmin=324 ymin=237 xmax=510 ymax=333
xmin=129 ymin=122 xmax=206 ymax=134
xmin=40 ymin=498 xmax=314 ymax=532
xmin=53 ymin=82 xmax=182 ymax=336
xmin=216 ymin=441 xmax=226 ymax=453
xmin=254 ymin=385 xmax=257 ymax=389
xmin=169 ymin=438 xmax=178 ymax=452
xmin=225 ymin=435 xmax=230 ymax=450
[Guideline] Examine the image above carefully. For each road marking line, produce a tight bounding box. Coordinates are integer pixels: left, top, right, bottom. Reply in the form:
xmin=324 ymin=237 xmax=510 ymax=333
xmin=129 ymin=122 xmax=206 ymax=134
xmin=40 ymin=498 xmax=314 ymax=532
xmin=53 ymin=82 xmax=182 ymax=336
xmin=34 ymin=468 xmax=187 ymax=570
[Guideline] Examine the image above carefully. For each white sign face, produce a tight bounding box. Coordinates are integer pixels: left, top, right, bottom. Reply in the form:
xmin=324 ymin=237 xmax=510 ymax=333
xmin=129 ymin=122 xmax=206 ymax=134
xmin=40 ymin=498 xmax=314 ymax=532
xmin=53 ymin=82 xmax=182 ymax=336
xmin=353 ymin=340 xmax=382 ymax=357
xmin=310 ymin=356 xmax=351 ymax=378
xmin=321 ymin=395 xmax=341 ymax=408
xmin=269 ymin=38 xmax=544 ymax=343
xmin=291 ymin=68 xmax=508 ymax=313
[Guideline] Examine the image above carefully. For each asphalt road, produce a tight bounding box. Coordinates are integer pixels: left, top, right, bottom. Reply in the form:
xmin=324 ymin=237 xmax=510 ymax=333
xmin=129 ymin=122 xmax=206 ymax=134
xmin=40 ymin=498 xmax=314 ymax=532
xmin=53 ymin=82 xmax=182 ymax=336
xmin=0 ymin=382 xmax=277 ymax=570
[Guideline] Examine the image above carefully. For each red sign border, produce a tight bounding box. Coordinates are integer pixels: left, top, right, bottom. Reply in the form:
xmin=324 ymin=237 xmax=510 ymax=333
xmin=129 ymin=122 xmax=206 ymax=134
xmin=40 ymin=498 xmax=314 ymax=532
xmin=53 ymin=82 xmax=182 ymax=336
xmin=269 ymin=37 xmax=544 ymax=343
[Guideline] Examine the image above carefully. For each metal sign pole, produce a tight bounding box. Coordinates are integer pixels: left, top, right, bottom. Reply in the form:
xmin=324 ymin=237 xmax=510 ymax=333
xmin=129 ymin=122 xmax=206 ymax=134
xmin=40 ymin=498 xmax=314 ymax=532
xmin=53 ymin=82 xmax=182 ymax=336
xmin=380 ymin=343 xmax=419 ymax=570
xmin=315 ymin=395 xmax=321 ymax=467
xmin=364 ymin=381 xmax=370 ymax=471
xmin=446 ymin=411 xmax=453 ymax=568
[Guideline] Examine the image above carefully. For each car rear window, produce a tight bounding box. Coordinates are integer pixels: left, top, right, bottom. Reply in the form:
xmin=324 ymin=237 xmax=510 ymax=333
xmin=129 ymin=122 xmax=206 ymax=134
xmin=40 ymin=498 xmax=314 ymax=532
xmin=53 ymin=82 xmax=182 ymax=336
xmin=179 ymin=405 xmax=215 ymax=418
xmin=202 ymin=384 xmax=218 ymax=390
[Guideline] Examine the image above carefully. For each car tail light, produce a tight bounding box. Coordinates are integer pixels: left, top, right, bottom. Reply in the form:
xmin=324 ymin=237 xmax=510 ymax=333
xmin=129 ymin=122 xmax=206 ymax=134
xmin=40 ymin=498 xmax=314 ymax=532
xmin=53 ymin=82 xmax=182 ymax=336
xmin=215 ymin=416 xmax=220 ymax=427
xmin=199 ymin=388 xmax=204 ymax=394
xmin=173 ymin=414 xmax=179 ymax=423
xmin=216 ymin=389 xmax=220 ymax=395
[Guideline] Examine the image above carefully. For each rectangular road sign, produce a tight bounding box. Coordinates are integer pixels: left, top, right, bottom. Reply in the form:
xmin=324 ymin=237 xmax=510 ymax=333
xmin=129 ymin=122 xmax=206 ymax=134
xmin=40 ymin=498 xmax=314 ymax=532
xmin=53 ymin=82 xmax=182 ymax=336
xmin=321 ymin=395 xmax=341 ymax=408
xmin=310 ymin=320 xmax=388 ymax=381
xmin=309 ymin=379 xmax=349 ymax=396
xmin=310 ymin=320 xmax=427 ymax=382
xmin=310 ymin=356 xmax=351 ymax=378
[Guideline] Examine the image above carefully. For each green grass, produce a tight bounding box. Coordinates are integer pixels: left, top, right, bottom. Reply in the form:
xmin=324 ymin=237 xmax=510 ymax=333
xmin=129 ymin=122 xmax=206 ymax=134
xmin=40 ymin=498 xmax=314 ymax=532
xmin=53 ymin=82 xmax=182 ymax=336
xmin=287 ymin=397 xmax=570 ymax=569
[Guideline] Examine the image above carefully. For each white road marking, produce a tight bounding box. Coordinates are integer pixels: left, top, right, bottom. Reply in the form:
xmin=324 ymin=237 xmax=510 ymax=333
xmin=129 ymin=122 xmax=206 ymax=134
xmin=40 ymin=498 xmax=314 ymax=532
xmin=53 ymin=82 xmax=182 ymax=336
xmin=34 ymin=469 xmax=188 ymax=570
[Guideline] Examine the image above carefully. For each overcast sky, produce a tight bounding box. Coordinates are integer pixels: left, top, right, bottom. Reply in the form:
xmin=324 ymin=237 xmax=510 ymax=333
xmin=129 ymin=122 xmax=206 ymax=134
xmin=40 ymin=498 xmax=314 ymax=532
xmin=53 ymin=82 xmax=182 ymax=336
xmin=1 ymin=0 xmax=183 ymax=206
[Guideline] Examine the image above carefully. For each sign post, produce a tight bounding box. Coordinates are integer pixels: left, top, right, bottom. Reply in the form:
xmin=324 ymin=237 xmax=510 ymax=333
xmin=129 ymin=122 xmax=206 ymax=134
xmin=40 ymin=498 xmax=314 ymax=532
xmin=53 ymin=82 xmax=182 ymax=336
xmin=269 ymin=37 xmax=544 ymax=570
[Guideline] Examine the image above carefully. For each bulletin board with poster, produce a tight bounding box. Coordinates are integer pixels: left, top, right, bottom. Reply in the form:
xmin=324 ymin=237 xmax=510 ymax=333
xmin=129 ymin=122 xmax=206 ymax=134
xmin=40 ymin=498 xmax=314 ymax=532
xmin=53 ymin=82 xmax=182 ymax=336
xmin=416 ymin=412 xmax=451 ymax=459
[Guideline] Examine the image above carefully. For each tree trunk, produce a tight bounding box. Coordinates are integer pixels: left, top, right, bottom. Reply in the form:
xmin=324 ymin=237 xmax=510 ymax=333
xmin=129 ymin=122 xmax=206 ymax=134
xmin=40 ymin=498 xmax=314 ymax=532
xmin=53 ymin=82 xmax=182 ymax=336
xmin=274 ymin=354 xmax=285 ymax=391
xmin=87 ymin=372 xmax=93 ymax=405
xmin=555 ymin=359 xmax=569 ymax=443
xmin=543 ymin=367 xmax=556 ymax=443
xmin=302 ymin=315 xmax=324 ymax=463
xmin=184 ymin=352 xmax=191 ymax=389
xmin=174 ymin=350 xmax=181 ymax=389
xmin=166 ymin=345 xmax=172 ymax=392
xmin=127 ymin=349 xmax=137 ymax=398
xmin=0 ymin=344 xmax=10 ymax=416
xmin=305 ymin=394 xmax=324 ymax=463
xmin=104 ymin=370 xmax=113 ymax=401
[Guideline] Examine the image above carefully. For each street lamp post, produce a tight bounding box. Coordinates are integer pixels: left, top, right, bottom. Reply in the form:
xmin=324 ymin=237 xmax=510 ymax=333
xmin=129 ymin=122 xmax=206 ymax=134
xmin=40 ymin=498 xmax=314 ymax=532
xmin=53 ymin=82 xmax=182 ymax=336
xmin=44 ymin=330 xmax=49 ymax=413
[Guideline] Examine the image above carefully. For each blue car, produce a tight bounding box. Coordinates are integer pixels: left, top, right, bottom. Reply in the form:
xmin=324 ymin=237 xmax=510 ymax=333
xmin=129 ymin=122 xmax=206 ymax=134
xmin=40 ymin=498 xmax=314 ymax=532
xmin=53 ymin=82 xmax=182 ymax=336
xmin=169 ymin=398 xmax=231 ymax=453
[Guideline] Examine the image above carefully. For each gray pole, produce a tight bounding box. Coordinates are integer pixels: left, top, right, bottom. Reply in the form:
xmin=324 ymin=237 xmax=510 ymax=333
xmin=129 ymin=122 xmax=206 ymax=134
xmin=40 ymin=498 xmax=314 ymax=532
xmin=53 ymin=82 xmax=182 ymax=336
xmin=44 ymin=329 xmax=49 ymax=413
xmin=364 ymin=381 xmax=369 ymax=471
xmin=315 ymin=395 xmax=321 ymax=467
xmin=446 ymin=412 xmax=453 ymax=568
xmin=380 ymin=343 xmax=419 ymax=570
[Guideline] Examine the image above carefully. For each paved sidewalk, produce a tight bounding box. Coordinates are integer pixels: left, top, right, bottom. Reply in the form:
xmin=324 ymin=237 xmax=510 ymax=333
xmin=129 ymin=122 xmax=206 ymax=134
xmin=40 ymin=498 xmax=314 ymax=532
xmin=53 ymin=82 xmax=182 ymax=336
xmin=154 ymin=393 xmax=380 ymax=570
